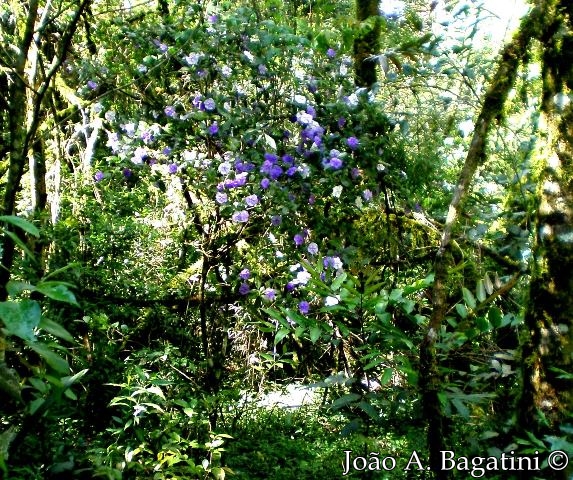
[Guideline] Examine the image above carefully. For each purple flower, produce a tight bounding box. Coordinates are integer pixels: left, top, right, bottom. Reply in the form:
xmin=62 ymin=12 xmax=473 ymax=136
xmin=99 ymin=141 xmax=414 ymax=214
xmin=260 ymin=178 xmax=270 ymax=189
xmin=294 ymin=234 xmax=304 ymax=246
xmin=299 ymin=301 xmax=310 ymax=315
xmin=94 ymin=171 xmax=104 ymax=182
xmin=328 ymin=157 xmax=343 ymax=170
xmin=286 ymin=166 xmax=297 ymax=177
xmin=258 ymin=64 xmax=268 ymax=75
xmin=308 ymin=194 xmax=316 ymax=205
xmin=164 ymin=105 xmax=176 ymax=118
xmin=285 ymin=282 xmax=296 ymax=293
xmin=162 ymin=147 xmax=172 ymax=155
xmin=123 ymin=168 xmax=132 ymax=178
xmin=208 ymin=122 xmax=219 ymax=135
xmin=363 ymin=189 xmax=373 ymax=201
xmin=263 ymin=288 xmax=276 ymax=301
xmin=338 ymin=117 xmax=346 ymax=129
xmin=239 ymin=283 xmax=250 ymax=295
xmin=351 ymin=167 xmax=361 ymax=179
xmin=87 ymin=80 xmax=98 ymax=90
xmin=306 ymin=105 xmax=316 ymax=118
xmin=239 ymin=269 xmax=250 ymax=280
xmin=207 ymin=14 xmax=218 ymax=23
xmin=141 ymin=130 xmax=153 ymax=145
xmin=232 ymin=210 xmax=249 ymax=223
xmin=154 ymin=40 xmax=168 ymax=52
xmin=168 ymin=163 xmax=178 ymax=174
xmin=216 ymin=192 xmax=228 ymax=204
xmin=269 ymin=165 xmax=283 ymax=180
xmin=282 ymin=154 xmax=294 ymax=165
xmin=264 ymin=152 xmax=278 ymax=163
xmin=204 ymin=98 xmax=216 ymax=111
xmin=327 ymin=48 xmax=336 ymax=58
xmin=192 ymin=95 xmax=203 ymax=109
xmin=271 ymin=215 xmax=282 ymax=226
xmin=347 ymin=136 xmax=360 ymax=150
xmin=245 ymin=194 xmax=259 ymax=207
xmin=307 ymin=243 xmax=318 ymax=255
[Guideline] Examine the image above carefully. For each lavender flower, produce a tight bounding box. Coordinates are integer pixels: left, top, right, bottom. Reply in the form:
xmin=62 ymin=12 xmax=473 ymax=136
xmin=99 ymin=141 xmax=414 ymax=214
xmin=307 ymin=243 xmax=318 ymax=255
xmin=299 ymin=301 xmax=310 ymax=315
xmin=347 ymin=136 xmax=360 ymax=150
xmin=245 ymin=194 xmax=259 ymax=207
xmin=232 ymin=210 xmax=249 ymax=223
xmin=263 ymin=288 xmax=276 ymax=301
xmin=216 ymin=192 xmax=228 ymax=204
xmin=94 ymin=171 xmax=104 ymax=182
xmin=204 ymin=98 xmax=216 ymax=111
xmin=239 ymin=268 xmax=250 ymax=280
xmin=168 ymin=163 xmax=178 ymax=174
xmin=164 ymin=106 xmax=176 ymax=118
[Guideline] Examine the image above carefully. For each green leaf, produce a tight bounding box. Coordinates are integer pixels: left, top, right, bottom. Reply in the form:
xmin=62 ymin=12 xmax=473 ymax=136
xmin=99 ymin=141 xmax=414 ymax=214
xmin=455 ymin=303 xmax=468 ymax=319
xmin=462 ymin=287 xmax=476 ymax=309
xmin=476 ymin=280 xmax=487 ymax=303
xmin=389 ymin=288 xmax=403 ymax=302
xmin=451 ymin=398 xmax=469 ymax=417
xmin=331 ymin=272 xmax=347 ymax=292
xmin=0 ymin=215 xmax=40 ymax=237
xmin=331 ymin=393 xmax=361 ymax=410
xmin=6 ymin=281 xmax=36 ymax=297
xmin=274 ymin=328 xmax=289 ymax=345
xmin=26 ymin=342 xmax=70 ymax=374
xmin=358 ymin=401 xmax=380 ymax=421
xmin=475 ymin=316 xmax=490 ymax=332
xmin=488 ymin=307 xmax=503 ymax=328
xmin=35 ymin=282 xmax=78 ymax=306
xmin=61 ymin=369 xmax=89 ymax=389
xmin=0 ymin=300 xmax=41 ymax=341
xmin=380 ymin=367 xmax=393 ymax=385
xmin=309 ymin=326 xmax=321 ymax=343
xmin=38 ymin=317 xmax=74 ymax=343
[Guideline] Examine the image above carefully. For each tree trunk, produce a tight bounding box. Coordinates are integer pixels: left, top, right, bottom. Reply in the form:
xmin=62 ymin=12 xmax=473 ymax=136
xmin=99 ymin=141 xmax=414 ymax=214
xmin=354 ymin=0 xmax=380 ymax=88
xmin=518 ymin=5 xmax=573 ymax=477
xmin=419 ymin=9 xmax=537 ymax=476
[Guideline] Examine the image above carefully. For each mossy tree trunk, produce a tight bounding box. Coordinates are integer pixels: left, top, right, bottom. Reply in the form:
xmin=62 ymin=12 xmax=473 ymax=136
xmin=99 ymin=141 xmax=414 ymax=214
xmin=518 ymin=3 xmax=573 ymax=472
xmin=353 ymin=0 xmax=380 ymax=88
xmin=419 ymin=8 xmax=539 ymax=477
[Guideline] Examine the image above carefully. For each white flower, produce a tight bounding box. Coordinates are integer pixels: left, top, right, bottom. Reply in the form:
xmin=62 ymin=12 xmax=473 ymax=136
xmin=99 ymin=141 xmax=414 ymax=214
xmin=243 ymin=50 xmax=254 ymax=62
xmin=104 ymin=110 xmax=116 ymax=122
xmin=218 ymin=161 xmax=231 ymax=175
xmin=296 ymin=111 xmax=313 ymax=125
xmin=293 ymin=94 xmax=307 ymax=105
xmin=355 ymin=196 xmax=364 ymax=209
xmin=331 ymin=257 xmax=343 ymax=269
xmin=332 ymin=185 xmax=343 ymax=198
xmin=296 ymin=269 xmax=311 ymax=285
xmin=324 ymin=296 xmax=340 ymax=306
xmin=184 ymin=52 xmax=201 ymax=66
xmin=122 ymin=123 xmax=136 ymax=137
xmin=339 ymin=64 xmax=348 ymax=76
xmin=221 ymin=65 xmax=232 ymax=77
xmin=347 ymin=93 xmax=359 ymax=107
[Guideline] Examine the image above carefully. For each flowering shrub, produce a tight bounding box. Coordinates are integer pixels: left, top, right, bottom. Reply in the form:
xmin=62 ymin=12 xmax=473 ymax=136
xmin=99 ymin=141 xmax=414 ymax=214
xmin=76 ymin=4 xmax=411 ymax=411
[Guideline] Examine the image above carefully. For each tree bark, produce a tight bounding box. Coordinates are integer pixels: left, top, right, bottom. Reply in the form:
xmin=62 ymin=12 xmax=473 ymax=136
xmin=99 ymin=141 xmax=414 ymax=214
xmin=518 ymin=5 xmax=573 ymax=477
xmin=419 ymin=9 xmax=538 ymax=476
xmin=354 ymin=0 xmax=380 ymax=88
